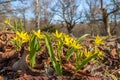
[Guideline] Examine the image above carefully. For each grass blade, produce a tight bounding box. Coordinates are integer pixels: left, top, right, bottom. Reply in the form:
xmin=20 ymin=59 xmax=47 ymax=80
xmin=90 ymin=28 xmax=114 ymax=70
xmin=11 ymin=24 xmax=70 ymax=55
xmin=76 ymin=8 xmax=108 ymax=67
xmin=66 ymin=34 xmax=89 ymax=61
xmin=76 ymin=53 xmax=98 ymax=71
xmin=45 ymin=34 xmax=62 ymax=75
xmin=77 ymin=34 xmax=89 ymax=43
xmin=66 ymin=47 xmax=74 ymax=61
xmin=29 ymin=35 xmax=40 ymax=67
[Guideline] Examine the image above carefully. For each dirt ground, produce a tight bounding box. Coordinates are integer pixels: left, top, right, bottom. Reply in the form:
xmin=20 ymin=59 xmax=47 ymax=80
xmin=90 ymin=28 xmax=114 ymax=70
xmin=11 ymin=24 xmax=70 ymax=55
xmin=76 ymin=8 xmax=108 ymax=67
xmin=0 ymin=30 xmax=120 ymax=80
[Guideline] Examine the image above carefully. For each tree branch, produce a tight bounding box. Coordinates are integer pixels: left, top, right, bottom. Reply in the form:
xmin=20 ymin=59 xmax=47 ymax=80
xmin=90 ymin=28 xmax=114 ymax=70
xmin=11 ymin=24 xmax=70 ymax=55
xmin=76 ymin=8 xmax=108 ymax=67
xmin=107 ymin=8 xmax=119 ymax=16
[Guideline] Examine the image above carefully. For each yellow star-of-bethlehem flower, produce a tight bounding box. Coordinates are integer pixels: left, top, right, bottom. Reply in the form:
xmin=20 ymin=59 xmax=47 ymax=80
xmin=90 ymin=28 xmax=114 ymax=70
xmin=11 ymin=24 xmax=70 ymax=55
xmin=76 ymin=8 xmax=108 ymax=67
xmin=13 ymin=36 xmax=20 ymax=42
xmin=63 ymin=34 xmax=71 ymax=46
xmin=84 ymin=49 xmax=92 ymax=57
xmin=55 ymin=30 xmax=63 ymax=38
xmin=72 ymin=42 xmax=82 ymax=49
xmin=63 ymin=34 xmax=82 ymax=49
xmin=16 ymin=31 xmax=29 ymax=43
xmin=32 ymin=30 xmax=45 ymax=39
xmin=94 ymin=35 xmax=104 ymax=46
xmin=95 ymin=47 xmax=104 ymax=57
xmin=54 ymin=30 xmax=82 ymax=49
xmin=4 ymin=19 xmax=10 ymax=25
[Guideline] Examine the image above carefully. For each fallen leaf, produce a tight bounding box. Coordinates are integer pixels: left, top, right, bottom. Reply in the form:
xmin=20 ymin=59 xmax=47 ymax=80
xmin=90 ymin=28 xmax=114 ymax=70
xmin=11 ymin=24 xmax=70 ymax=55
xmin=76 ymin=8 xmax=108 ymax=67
xmin=110 ymin=48 xmax=117 ymax=58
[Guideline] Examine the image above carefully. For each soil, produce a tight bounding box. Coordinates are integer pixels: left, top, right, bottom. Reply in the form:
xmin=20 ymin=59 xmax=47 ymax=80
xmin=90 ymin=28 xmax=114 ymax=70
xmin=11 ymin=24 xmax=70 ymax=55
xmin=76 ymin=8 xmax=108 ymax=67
xmin=0 ymin=30 xmax=120 ymax=80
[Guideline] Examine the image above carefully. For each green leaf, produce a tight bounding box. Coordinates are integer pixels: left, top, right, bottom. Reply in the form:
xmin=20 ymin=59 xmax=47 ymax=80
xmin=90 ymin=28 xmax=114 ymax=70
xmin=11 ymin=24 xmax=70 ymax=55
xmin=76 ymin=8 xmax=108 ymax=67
xmin=29 ymin=35 xmax=41 ymax=67
xmin=76 ymin=53 xmax=98 ymax=71
xmin=66 ymin=34 xmax=89 ymax=61
xmin=35 ymin=41 xmax=41 ymax=52
xmin=77 ymin=34 xmax=89 ymax=43
xmin=13 ymin=20 xmax=18 ymax=32
xmin=59 ymin=40 xmax=63 ymax=51
xmin=29 ymin=51 xmax=36 ymax=67
xmin=29 ymin=35 xmax=35 ymax=50
xmin=66 ymin=47 xmax=75 ymax=61
xmin=75 ymin=50 xmax=79 ymax=66
xmin=45 ymin=34 xmax=62 ymax=76
xmin=19 ymin=19 xmax=24 ymax=32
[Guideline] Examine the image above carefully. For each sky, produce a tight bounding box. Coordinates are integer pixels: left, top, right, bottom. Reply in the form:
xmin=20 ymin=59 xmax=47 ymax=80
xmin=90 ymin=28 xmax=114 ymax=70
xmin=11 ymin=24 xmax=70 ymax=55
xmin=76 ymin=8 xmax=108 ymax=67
xmin=9 ymin=0 xmax=120 ymax=22
xmin=10 ymin=0 xmax=84 ymax=21
xmin=11 ymin=0 xmax=34 ymax=20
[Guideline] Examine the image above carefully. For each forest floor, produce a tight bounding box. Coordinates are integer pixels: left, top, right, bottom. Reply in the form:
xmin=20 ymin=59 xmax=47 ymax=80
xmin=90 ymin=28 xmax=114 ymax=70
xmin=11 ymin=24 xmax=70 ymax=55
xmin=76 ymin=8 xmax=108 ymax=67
xmin=0 ymin=30 xmax=120 ymax=80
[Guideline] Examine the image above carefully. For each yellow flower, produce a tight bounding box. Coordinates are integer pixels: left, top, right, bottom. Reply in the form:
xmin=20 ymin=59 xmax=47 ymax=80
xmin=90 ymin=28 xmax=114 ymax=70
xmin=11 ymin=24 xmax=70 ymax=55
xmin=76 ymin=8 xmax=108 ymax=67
xmin=16 ymin=31 xmax=29 ymax=43
xmin=4 ymin=19 xmax=10 ymax=25
xmin=13 ymin=36 xmax=20 ymax=41
xmin=98 ymin=51 xmax=104 ymax=57
xmin=69 ymin=37 xmax=82 ymax=49
xmin=84 ymin=49 xmax=92 ymax=57
xmin=94 ymin=35 xmax=104 ymax=46
xmin=62 ymin=34 xmax=82 ymax=49
xmin=63 ymin=34 xmax=71 ymax=46
xmin=72 ymin=42 xmax=82 ymax=49
xmin=32 ymin=30 xmax=45 ymax=39
xmin=95 ymin=47 xmax=104 ymax=57
xmin=87 ymin=51 xmax=92 ymax=58
xmin=54 ymin=30 xmax=63 ymax=39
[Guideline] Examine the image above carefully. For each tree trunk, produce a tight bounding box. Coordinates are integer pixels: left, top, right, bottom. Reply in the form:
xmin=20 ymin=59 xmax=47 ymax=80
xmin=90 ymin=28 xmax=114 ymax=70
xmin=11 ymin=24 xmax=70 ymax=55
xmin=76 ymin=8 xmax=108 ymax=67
xmin=90 ymin=24 xmax=95 ymax=37
xmin=101 ymin=8 xmax=111 ymax=37
xmin=67 ymin=24 xmax=74 ymax=34
xmin=106 ymin=17 xmax=111 ymax=37
xmin=35 ymin=0 xmax=40 ymax=30
xmin=100 ymin=0 xmax=111 ymax=37
xmin=67 ymin=27 xmax=72 ymax=33
xmin=23 ymin=12 xmax=26 ymax=30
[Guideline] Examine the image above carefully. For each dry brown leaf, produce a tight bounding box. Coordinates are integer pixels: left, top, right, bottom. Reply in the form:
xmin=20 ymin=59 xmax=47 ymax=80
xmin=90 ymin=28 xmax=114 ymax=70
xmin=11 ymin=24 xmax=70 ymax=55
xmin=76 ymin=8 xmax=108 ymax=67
xmin=110 ymin=48 xmax=117 ymax=58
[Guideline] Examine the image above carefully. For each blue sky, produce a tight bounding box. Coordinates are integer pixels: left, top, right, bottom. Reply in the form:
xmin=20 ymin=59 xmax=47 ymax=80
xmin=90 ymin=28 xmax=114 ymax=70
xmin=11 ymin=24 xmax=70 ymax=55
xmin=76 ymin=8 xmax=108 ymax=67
xmin=11 ymin=0 xmax=34 ymax=20
xmin=10 ymin=0 xmax=117 ymax=22
xmin=10 ymin=0 xmax=84 ymax=21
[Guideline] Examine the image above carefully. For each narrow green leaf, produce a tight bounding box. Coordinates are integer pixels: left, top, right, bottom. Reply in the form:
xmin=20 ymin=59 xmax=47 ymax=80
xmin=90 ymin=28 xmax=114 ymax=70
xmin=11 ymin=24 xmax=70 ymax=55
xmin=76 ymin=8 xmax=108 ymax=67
xmin=77 ymin=34 xmax=89 ymax=43
xmin=29 ymin=35 xmax=41 ymax=67
xmin=45 ymin=34 xmax=62 ymax=75
xmin=66 ymin=47 xmax=75 ymax=61
xmin=30 ymin=51 xmax=36 ymax=67
xmin=66 ymin=34 xmax=89 ymax=61
xmin=14 ymin=20 xmax=18 ymax=32
xmin=19 ymin=19 xmax=24 ymax=32
xmin=76 ymin=53 xmax=98 ymax=71
xmin=59 ymin=40 xmax=63 ymax=51
xmin=75 ymin=50 xmax=79 ymax=66
xmin=29 ymin=35 xmax=35 ymax=50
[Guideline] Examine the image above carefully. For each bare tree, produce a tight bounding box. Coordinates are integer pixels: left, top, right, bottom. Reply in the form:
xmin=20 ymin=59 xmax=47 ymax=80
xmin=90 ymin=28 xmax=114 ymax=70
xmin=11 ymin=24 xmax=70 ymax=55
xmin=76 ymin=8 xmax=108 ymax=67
xmin=0 ymin=1 xmax=12 ymax=15
xmin=100 ymin=0 xmax=120 ymax=37
xmin=84 ymin=0 xmax=100 ymax=36
xmin=84 ymin=0 xmax=120 ymax=36
xmin=40 ymin=0 xmax=55 ymax=29
xmin=52 ymin=0 xmax=82 ymax=33
xmin=12 ymin=1 xmax=30 ymax=30
xmin=0 ymin=0 xmax=29 ymax=30
xmin=0 ymin=0 xmax=25 ymax=15
xmin=113 ymin=0 xmax=120 ymax=8
xmin=34 ymin=0 xmax=40 ymax=30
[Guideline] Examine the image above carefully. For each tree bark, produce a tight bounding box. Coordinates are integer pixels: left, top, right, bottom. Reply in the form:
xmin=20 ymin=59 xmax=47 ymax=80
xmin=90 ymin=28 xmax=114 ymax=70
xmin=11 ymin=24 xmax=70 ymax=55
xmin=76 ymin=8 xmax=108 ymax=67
xmin=100 ymin=0 xmax=111 ymax=37
xmin=35 ymin=0 xmax=40 ymax=30
xmin=102 ymin=9 xmax=111 ymax=36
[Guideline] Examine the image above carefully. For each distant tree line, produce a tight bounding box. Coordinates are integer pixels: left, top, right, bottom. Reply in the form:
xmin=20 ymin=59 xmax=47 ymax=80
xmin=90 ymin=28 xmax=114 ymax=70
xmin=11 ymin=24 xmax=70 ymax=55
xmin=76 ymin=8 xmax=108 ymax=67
xmin=0 ymin=0 xmax=120 ymax=37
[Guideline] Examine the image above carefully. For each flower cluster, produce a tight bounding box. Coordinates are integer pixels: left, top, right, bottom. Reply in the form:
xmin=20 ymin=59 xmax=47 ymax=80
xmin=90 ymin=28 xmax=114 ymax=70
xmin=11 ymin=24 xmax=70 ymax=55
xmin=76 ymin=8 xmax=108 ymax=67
xmin=32 ymin=29 xmax=45 ymax=39
xmin=54 ymin=30 xmax=82 ymax=49
xmin=94 ymin=35 xmax=104 ymax=46
xmin=13 ymin=31 xmax=29 ymax=43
